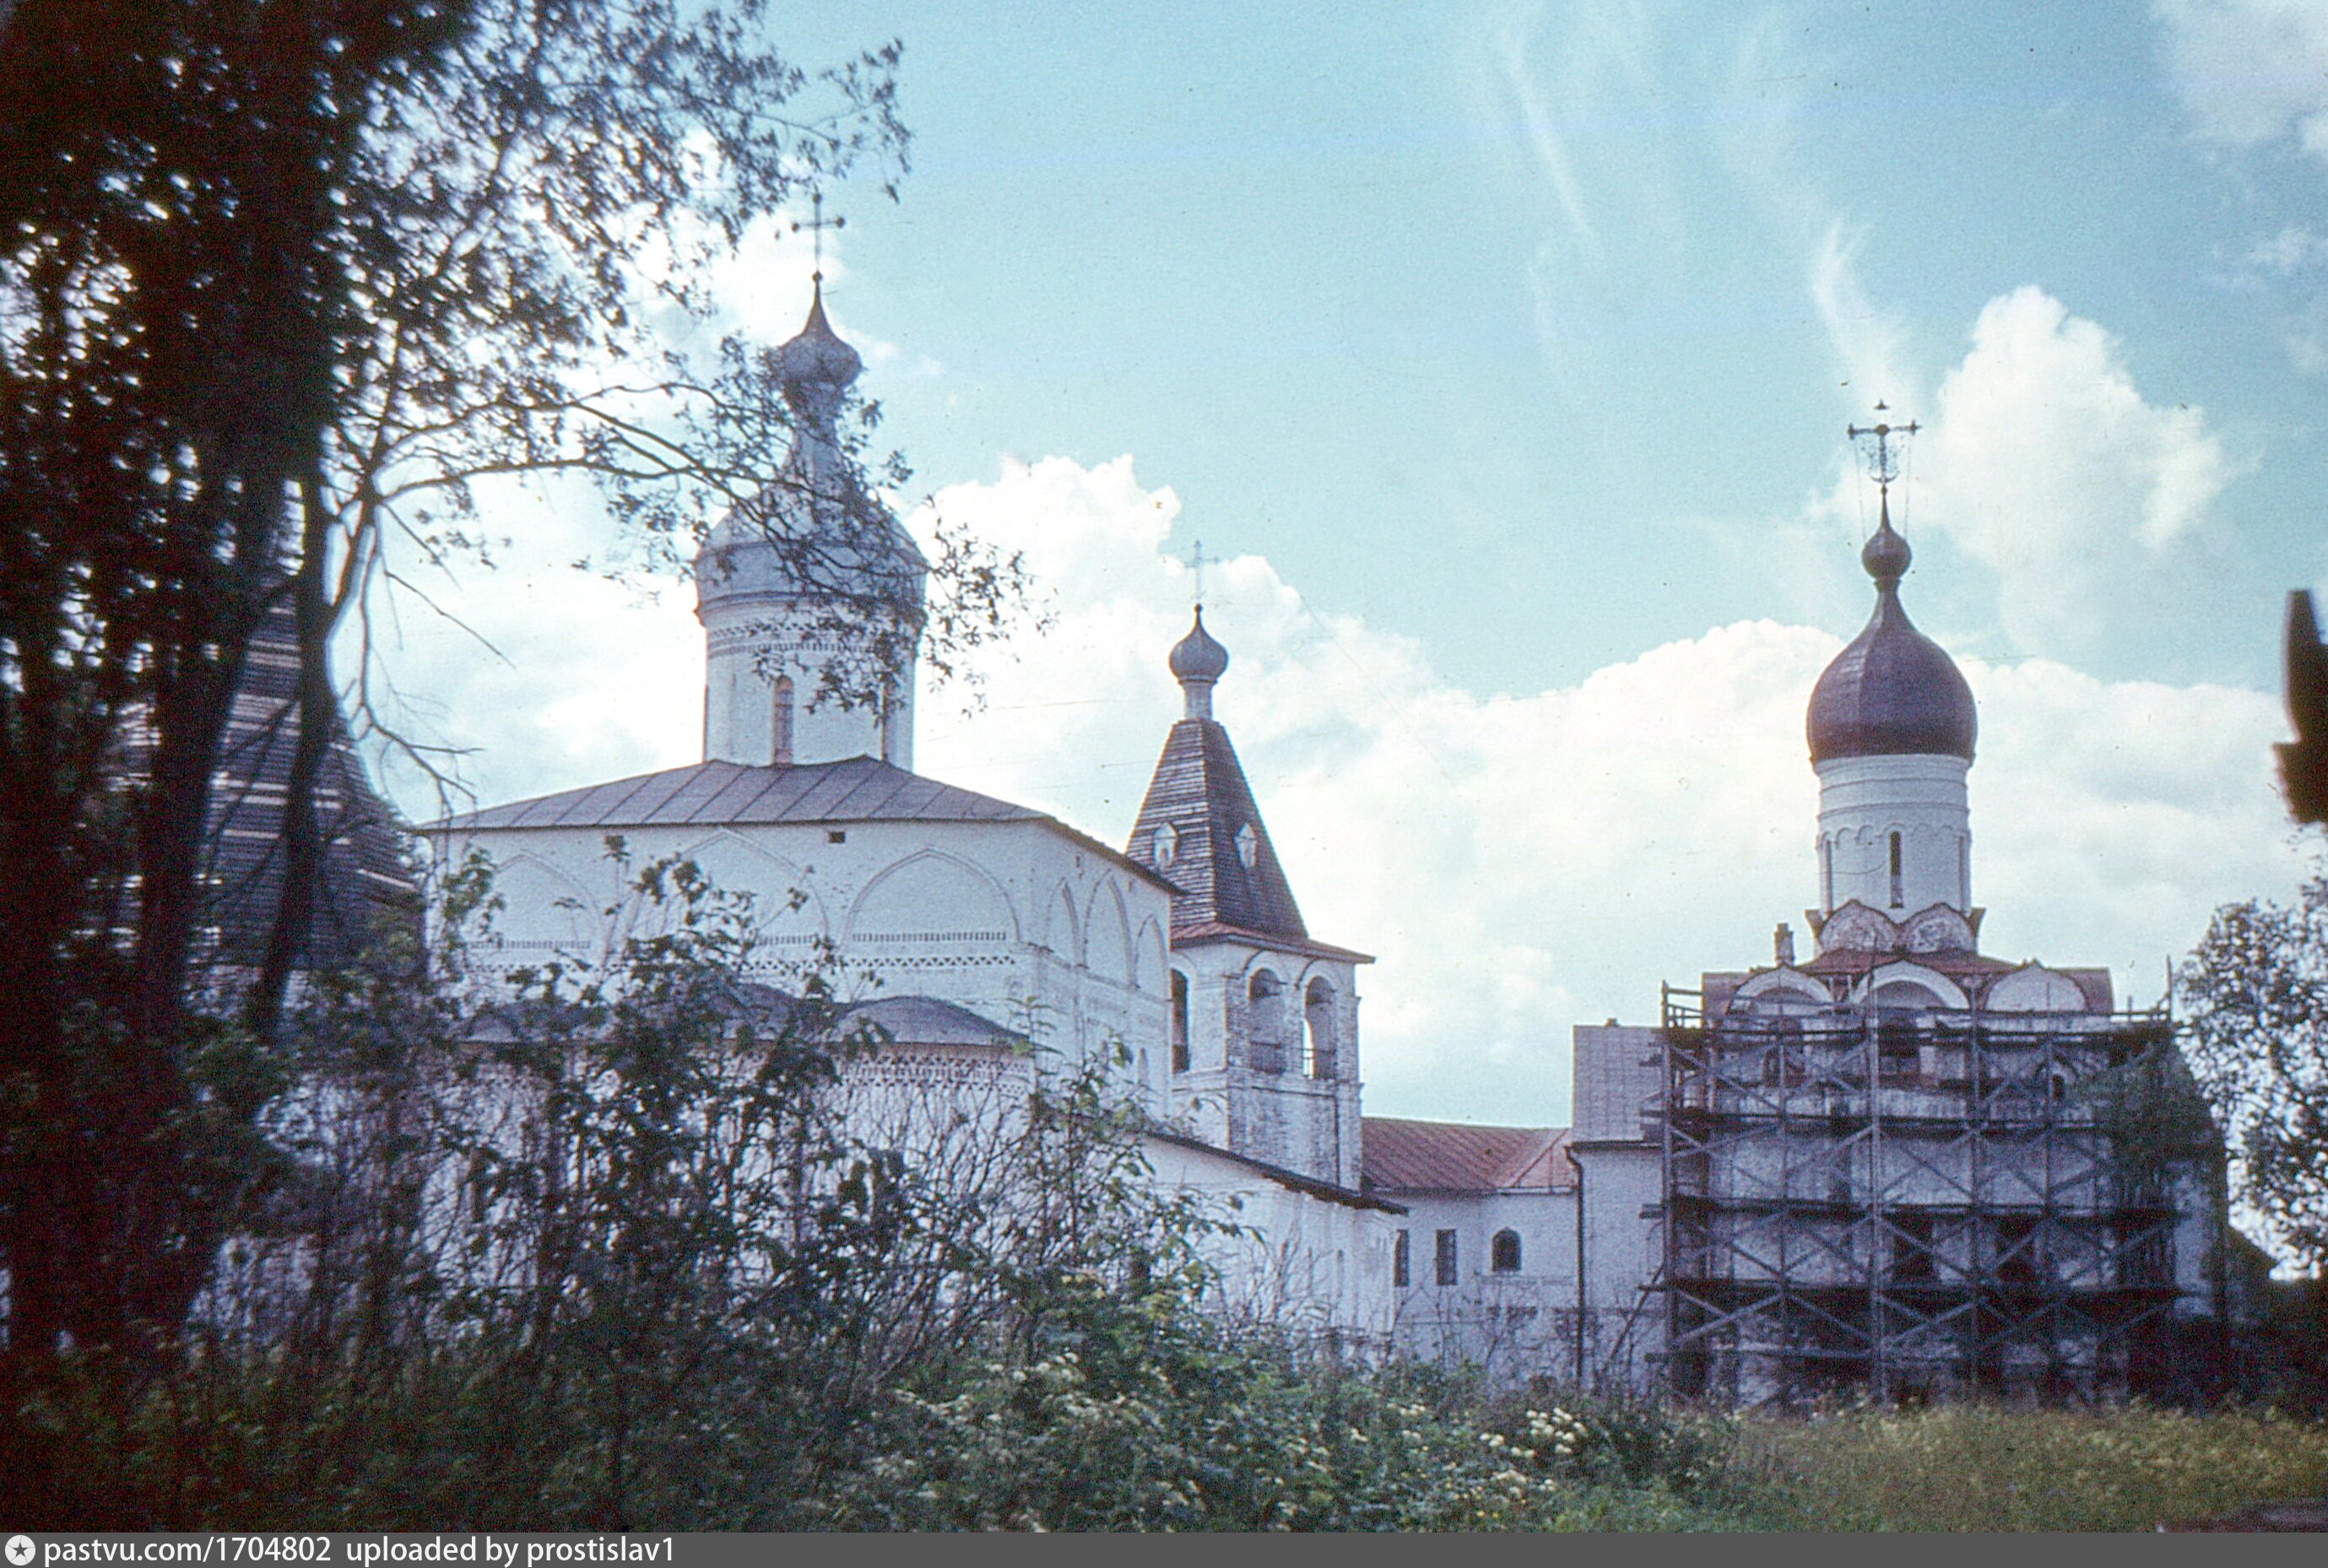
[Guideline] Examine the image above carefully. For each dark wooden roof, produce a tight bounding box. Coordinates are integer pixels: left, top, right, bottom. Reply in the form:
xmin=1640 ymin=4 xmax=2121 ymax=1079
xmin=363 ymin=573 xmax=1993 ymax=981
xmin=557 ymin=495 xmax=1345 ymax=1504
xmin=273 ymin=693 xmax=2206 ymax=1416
xmin=195 ymin=606 xmax=419 ymax=969
xmin=1361 ymin=1117 xmax=1575 ymax=1195
xmin=1123 ymin=718 xmax=1307 ymax=943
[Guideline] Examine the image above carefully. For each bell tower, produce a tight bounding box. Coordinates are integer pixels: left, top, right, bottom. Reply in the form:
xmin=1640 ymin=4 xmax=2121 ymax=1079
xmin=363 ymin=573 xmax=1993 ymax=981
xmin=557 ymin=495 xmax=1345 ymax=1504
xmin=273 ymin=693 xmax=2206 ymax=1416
xmin=1126 ymin=600 xmax=1370 ymax=1189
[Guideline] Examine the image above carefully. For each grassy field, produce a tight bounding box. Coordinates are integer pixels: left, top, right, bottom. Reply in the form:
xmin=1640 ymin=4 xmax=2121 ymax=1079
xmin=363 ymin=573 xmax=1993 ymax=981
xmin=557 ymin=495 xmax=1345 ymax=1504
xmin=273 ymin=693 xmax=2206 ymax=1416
xmin=1727 ymin=1404 xmax=2328 ymax=1531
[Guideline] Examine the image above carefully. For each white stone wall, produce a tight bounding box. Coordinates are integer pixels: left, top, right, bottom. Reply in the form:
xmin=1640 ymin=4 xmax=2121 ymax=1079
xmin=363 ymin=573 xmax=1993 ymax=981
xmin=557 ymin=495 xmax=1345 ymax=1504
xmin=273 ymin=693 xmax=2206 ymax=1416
xmin=1386 ymin=1189 xmax=1584 ymax=1383
xmin=1815 ymin=753 xmax=1972 ymax=916
xmin=1144 ymin=1137 xmax=1398 ymax=1348
xmin=1165 ymin=938 xmax=1363 ymax=1188
xmin=1570 ymin=1024 xmax=1669 ymax=1390
xmin=431 ymin=814 xmax=1171 ymax=1106
xmin=702 ymin=614 xmax=913 ymax=770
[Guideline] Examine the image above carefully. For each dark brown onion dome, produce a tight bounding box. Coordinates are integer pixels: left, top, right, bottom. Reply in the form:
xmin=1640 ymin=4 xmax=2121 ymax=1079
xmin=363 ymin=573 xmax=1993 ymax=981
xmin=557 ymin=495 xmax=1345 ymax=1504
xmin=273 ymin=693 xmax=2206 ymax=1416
xmin=1806 ymin=508 xmax=1977 ymax=764
xmin=1168 ymin=606 xmax=1230 ymax=684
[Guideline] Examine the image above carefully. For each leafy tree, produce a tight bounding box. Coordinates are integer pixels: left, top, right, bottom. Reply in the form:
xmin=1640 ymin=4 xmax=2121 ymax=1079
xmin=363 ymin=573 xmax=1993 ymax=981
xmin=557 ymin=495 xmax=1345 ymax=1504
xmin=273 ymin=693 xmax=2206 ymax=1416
xmin=2178 ymin=871 xmax=2328 ymax=1275
xmin=0 ymin=0 xmax=1021 ymax=1355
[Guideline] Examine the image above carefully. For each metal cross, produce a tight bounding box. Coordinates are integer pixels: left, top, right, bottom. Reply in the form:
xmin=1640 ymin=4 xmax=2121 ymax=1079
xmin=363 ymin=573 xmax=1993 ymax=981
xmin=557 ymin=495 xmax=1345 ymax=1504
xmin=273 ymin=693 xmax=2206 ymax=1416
xmin=1183 ymin=539 xmax=1220 ymax=607
xmin=791 ymin=191 xmax=847 ymax=282
xmin=1847 ymin=400 xmax=1919 ymax=495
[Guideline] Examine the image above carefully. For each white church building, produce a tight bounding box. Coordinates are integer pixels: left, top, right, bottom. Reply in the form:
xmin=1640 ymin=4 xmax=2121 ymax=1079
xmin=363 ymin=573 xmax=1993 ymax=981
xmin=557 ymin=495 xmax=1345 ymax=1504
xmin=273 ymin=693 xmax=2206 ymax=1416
xmin=429 ymin=287 xmax=1404 ymax=1344
xmin=425 ymin=300 xmax=2232 ymax=1396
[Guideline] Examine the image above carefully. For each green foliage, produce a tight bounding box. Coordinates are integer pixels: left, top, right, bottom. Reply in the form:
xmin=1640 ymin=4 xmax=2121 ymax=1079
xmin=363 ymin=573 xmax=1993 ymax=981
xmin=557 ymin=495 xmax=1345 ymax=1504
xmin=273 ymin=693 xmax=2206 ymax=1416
xmin=0 ymin=0 xmax=923 ymax=1354
xmin=15 ymin=852 xmax=2320 ymax=1531
xmin=2179 ymin=871 xmax=2328 ymax=1273
xmin=0 ymin=846 xmax=1758 ymax=1531
xmin=1741 ymin=1403 xmax=2328 ymax=1531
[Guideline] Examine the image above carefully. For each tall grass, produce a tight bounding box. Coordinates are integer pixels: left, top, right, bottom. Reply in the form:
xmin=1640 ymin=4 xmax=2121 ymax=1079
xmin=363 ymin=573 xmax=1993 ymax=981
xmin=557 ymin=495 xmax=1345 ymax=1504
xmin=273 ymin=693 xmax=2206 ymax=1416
xmin=1737 ymin=1403 xmax=2328 ymax=1531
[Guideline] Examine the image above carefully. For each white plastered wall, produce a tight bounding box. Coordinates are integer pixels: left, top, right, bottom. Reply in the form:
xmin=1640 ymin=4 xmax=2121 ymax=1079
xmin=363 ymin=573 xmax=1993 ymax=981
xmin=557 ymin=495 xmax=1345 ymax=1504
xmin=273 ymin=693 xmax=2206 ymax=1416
xmin=1815 ymin=753 xmax=1971 ymax=916
xmin=702 ymin=614 xmax=913 ymax=770
xmin=430 ymin=814 xmax=1167 ymax=1109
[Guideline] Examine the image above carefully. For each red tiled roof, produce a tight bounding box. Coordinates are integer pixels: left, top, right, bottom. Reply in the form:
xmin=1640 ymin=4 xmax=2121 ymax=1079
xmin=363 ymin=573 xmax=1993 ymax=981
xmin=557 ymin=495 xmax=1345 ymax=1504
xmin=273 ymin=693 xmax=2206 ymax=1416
xmin=1361 ymin=1117 xmax=1574 ymax=1195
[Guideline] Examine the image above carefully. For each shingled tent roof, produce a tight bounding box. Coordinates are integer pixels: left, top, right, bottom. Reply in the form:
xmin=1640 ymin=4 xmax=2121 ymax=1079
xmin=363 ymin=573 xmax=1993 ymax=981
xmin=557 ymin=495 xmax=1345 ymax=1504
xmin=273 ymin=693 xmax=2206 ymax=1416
xmin=1361 ymin=1117 xmax=1575 ymax=1195
xmin=186 ymin=604 xmax=420 ymax=970
xmin=1124 ymin=717 xmax=1307 ymax=942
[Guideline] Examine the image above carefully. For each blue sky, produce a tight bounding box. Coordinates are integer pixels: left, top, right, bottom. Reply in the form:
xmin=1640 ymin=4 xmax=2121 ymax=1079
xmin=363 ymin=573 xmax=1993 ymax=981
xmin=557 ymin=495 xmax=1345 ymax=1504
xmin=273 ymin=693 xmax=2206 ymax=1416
xmin=380 ymin=2 xmax=2328 ymax=1122
xmin=770 ymin=0 xmax=2325 ymax=690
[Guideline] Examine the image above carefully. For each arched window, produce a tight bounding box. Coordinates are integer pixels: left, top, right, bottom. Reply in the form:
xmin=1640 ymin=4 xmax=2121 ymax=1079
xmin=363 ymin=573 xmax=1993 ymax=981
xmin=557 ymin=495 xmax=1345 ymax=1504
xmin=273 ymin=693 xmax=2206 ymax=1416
xmin=1304 ymin=977 xmax=1337 ymax=1079
xmin=1153 ymin=822 xmax=1179 ymax=868
xmin=1169 ymin=971 xmax=1190 ymax=1073
xmin=771 ymin=674 xmax=795 ymax=765
xmin=1248 ymin=971 xmax=1286 ymax=1073
xmin=1491 ymin=1229 xmax=1522 ymax=1275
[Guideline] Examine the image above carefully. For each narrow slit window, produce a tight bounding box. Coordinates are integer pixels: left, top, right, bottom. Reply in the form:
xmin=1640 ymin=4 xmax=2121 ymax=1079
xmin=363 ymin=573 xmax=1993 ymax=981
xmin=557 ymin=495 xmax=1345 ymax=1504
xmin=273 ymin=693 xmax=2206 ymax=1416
xmin=1169 ymin=971 xmax=1190 ymax=1073
xmin=1393 ymin=1230 xmax=1410 ymax=1288
xmin=771 ymin=675 xmax=795 ymax=765
xmin=1887 ymin=830 xmax=1903 ymax=907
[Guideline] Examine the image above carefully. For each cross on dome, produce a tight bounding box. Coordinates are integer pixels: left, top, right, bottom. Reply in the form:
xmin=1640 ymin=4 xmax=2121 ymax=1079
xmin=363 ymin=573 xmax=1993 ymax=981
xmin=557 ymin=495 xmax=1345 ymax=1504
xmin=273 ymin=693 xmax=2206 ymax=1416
xmin=1182 ymin=538 xmax=1221 ymax=608
xmin=1807 ymin=407 xmax=1974 ymax=765
xmin=791 ymin=190 xmax=847 ymax=284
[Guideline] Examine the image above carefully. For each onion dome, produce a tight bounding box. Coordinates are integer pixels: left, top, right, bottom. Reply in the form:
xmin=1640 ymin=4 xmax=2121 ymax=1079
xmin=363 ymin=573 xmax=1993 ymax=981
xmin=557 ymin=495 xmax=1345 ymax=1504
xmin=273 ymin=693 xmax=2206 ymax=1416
xmin=771 ymin=279 xmax=863 ymax=423
xmin=1169 ymin=607 xmax=1230 ymax=684
xmin=1169 ymin=608 xmax=1230 ymax=719
xmin=1806 ymin=503 xmax=1977 ymax=763
xmin=696 ymin=282 xmax=923 ymax=614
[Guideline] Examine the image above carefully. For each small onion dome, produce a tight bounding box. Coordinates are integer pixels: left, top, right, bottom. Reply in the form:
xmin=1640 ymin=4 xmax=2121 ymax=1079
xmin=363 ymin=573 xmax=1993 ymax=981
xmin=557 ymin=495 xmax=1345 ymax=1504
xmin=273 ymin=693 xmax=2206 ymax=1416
xmin=1169 ymin=607 xmax=1230 ymax=685
xmin=771 ymin=281 xmax=862 ymax=422
xmin=1806 ymin=507 xmax=1977 ymax=763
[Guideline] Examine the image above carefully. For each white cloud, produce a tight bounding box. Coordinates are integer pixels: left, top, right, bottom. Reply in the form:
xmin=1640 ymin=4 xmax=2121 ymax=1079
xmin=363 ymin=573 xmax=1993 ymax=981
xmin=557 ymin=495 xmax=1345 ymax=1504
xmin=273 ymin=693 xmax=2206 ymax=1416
xmin=371 ymin=449 xmax=2299 ymax=1126
xmin=1809 ymin=225 xmax=1911 ymax=410
xmin=1898 ymin=286 xmax=2235 ymax=657
xmin=908 ymin=456 xmax=2298 ymax=1122
xmin=357 ymin=481 xmax=704 ymax=822
xmin=2156 ymin=0 xmax=2328 ymax=158
xmin=2246 ymin=223 xmax=2328 ymax=276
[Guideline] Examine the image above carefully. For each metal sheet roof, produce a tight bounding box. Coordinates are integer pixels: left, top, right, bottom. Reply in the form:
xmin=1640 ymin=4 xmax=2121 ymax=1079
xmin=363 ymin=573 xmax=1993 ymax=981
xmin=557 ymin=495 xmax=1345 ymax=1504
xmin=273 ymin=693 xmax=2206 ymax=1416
xmin=433 ymin=756 xmax=1048 ymax=832
xmin=429 ymin=756 xmax=1173 ymax=889
xmin=1361 ymin=1117 xmax=1575 ymax=1195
